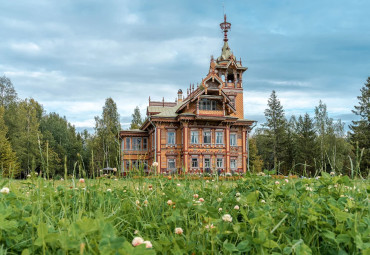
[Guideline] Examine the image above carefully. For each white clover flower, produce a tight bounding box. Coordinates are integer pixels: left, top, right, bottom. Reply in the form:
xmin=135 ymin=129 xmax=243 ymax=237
xmin=234 ymin=205 xmax=240 ymax=210
xmin=79 ymin=178 xmax=85 ymax=183
xmin=193 ymin=194 xmax=199 ymax=199
xmin=222 ymin=214 xmax=232 ymax=222
xmin=284 ymin=179 xmax=289 ymax=183
xmin=219 ymin=208 xmax=223 ymax=212
xmin=152 ymin=162 xmax=159 ymax=167
xmin=199 ymin=198 xmax=205 ymax=202
xmin=275 ymin=181 xmax=280 ymax=185
xmin=174 ymin=227 xmax=183 ymax=235
xmin=27 ymin=174 xmax=31 ymax=178
xmin=132 ymin=237 xmax=144 ymax=247
xmin=260 ymin=199 xmax=266 ymax=203
xmin=330 ymin=171 xmax=335 ymax=176
xmin=135 ymin=200 xmax=140 ymax=205
xmin=143 ymin=240 xmax=152 ymax=248
xmin=235 ymin=192 xmax=241 ymax=197
xmin=177 ymin=183 xmax=181 ymax=186
xmin=0 ymin=187 xmax=10 ymax=194
xmin=306 ymin=187 xmax=313 ymax=191
xmin=217 ymin=198 xmax=222 ymax=202
xmin=344 ymin=208 xmax=348 ymax=212
xmin=167 ymin=200 xmax=173 ymax=205
xmin=107 ymin=189 xmax=112 ymax=192
xmin=134 ymin=230 xmax=139 ymax=235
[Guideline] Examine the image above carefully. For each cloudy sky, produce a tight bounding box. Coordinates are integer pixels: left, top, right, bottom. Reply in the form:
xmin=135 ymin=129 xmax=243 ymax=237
xmin=1 ymin=0 xmax=369 ymax=132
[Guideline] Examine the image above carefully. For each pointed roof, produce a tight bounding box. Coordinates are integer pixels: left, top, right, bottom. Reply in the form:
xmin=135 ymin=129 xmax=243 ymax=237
xmin=218 ymin=41 xmax=235 ymax=61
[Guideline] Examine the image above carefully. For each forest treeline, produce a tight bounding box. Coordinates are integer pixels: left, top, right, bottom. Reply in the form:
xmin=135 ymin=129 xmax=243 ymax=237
xmin=0 ymin=75 xmax=369 ymax=178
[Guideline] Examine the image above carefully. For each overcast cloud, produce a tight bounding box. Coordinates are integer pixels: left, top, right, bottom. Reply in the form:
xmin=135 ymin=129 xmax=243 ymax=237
xmin=1 ymin=0 xmax=369 ymax=132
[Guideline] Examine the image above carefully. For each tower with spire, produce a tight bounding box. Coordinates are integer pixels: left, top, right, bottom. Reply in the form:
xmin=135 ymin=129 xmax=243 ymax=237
xmin=120 ymin=15 xmax=255 ymax=175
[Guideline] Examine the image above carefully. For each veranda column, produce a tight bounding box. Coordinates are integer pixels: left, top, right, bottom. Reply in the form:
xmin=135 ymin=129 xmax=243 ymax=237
xmin=183 ymin=122 xmax=189 ymax=172
xmin=156 ymin=126 xmax=161 ymax=174
xmin=242 ymin=128 xmax=247 ymax=173
xmin=225 ymin=125 xmax=230 ymax=173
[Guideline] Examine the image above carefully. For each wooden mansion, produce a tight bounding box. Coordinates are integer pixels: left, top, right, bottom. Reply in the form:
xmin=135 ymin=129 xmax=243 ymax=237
xmin=120 ymin=15 xmax=255 ymax=174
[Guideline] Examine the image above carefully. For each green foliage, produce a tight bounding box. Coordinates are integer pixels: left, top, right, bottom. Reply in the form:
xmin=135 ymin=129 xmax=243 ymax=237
xmin=0 ymin=75 xmax=17 ymax=108
xmin=0 ymin=176 xmax=368 ymax=254
xmin=130 ymin=106 xmax=143 ymax=130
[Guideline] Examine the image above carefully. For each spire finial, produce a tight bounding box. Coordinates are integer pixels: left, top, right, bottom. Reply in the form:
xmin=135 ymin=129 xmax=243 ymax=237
xmin=220 ymin=14 xmax=231 ymax=42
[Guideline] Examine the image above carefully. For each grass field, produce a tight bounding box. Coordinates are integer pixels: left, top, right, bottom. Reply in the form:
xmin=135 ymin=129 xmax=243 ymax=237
xmin=0 ymin=173 xmax=369 ymax=254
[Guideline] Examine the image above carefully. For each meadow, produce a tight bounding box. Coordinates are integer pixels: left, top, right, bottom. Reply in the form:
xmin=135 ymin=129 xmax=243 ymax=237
xmin=0 ymin=173 xmax=369 ymax=255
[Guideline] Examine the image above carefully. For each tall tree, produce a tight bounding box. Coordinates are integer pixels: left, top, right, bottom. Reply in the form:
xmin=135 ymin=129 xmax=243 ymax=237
xmin=130 ymin=106 xmax=143 ymax=130
xmin=94 ymin=98 xmax=121 ymax=170
xmin=263 ymin=90 xmax=287 ymax=172
xmin=0 ymin=75 xmax=17 ymax=108
xmin=349 ymin=77 xmax=370 ymax=172
xmin=294 ymin=113 xmax=318 ymax=175
xmin=0 ymin=106 xmax=19 ymax=177
xmin=248 ymin=137 xmax=263 ymax=172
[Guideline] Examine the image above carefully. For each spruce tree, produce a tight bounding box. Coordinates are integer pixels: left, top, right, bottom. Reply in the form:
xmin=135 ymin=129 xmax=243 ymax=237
xmin=295 ymin=113 xmax=318 ymax=175
xmin=263 ymin=90 xmax=287 ymax=172
xmin=349 ymin=77 xmax=370 ymax=172
xmin=130 ymin=106 xmax=143 ymax=130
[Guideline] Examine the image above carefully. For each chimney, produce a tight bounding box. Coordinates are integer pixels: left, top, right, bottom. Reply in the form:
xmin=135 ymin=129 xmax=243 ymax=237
xmin=177 ymin=89 xmax=183 ymax=104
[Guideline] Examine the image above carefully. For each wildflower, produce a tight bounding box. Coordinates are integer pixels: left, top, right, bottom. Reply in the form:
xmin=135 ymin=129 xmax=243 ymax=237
xmin=306 ymin=187 xmax=313 ymax=191
xmin=61 ymin=178 xmax=64 ymax=181
xmin=144 ymin=200 xmax=148 ymax=205
xmin=193 ymin=194 xmax=199 ymax=199
xmin=275 ymin=181 xmax=280 ymax=185
xmin=113 ymin=168 xmax=117 ymax=172
xmin=344 ymin=208 xmax=348 ymax=212
xmin=222 ymin=214 xmax=232 ymax=222
xmin=219 ymin=208 xmax=223 ymax=212
xmin=199 ymin=198 xmax=205 ymax=202
xmin=107 ymin=189 xmax=112 ymax=192
xmin=177 ymin=183 xmax=181 ymax=186
xmin=152 ymin=162 xmax=159 ymax=167
xmin=206 ymin=180 xmax=209 ymax=183
xmin=260 ymin=199 xmax=266 ymax=203
xmin=234 ymin=205 xmax=240 ymax=210
xmin=235 ymin=192 xmax=241 ymax=197
xmin=79 ymin=178 xmax=85 ymax=183
xmin=167 ymin=200 xmax=173 ymax=205
xmin=35 ymin=172 xmax=38 ymax=176
xmin=136 ymin=200 xmax=140 ymax=205
xmin=132 ymin=237 xmax=144 ymax=247
xmin=27 ymin=174 xmax=31 ymax=178
xmin=330 ymin=171 xmax=335 ymax=176
xmin=217 ymin=198 xmax=222 ymax=202
xmin=143 ymin=240 xmax=153 ymax=248
xmin=236 ymin=197 xmax=240 ymax=202
xmin=0 ymin=187 xmax=10 ymax=194
xmin=284 ymin=179 xmax=289 ymax=183
xmin=334 ymin=184 xmax=338 ymax=188
xmin=114 ymin=178 xmax=118 ymax=181
xmin=175 ymin=227 xmax=183 ymax=235
xmin=340 ymin=195 xmax=345 ymax=197
xmin=205 ymin=224 xmax=215 ymax=229
xmin=134 ymin=230 xmax=139 ymax=235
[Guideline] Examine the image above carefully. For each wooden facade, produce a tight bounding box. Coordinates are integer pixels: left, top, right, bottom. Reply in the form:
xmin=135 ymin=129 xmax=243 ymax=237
xmin=120 ymin=16 xmax=255 ymax=174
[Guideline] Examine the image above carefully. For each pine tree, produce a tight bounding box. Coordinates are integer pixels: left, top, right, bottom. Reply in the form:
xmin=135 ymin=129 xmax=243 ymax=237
xmin=263 ymin=90 xmax=287 ymax=172
xmin=0 ymin=106 xmax=19 ymax=177
xmin=349 ymin=77 xmax=370 ymax=172
xmin=130 ymin=106 xmax=143 ymax=130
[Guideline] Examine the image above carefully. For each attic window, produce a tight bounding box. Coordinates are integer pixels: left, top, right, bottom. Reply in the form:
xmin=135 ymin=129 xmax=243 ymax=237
xmin=227 ymin=74 xmax=234 ymax=82
xmin=200 ymin=99 xmax=216 ymax=110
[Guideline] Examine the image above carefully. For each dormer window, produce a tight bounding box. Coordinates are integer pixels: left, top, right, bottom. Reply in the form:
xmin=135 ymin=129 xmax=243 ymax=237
xmin=200 ymin=99 xmax=216 ymax=110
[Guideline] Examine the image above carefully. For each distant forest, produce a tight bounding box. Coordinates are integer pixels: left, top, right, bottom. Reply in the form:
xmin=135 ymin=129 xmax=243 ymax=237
xmin=0 ymin=75 xmax=369 ymax=178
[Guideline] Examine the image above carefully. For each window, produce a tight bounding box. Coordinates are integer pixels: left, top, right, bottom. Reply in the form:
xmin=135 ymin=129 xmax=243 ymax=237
xmin=230 ymin=159 xmax=236 ymax=169
xmin=167 ymin=131 xmax=175 ymax=144
xmin=125 ymin=161 xmax=130 ymax=170
xmin=217 ymin=158 xmax=223 ymax=168
xmin=132 ymin=138 xmax=142 ymax=150
xmin=216 ymin=131 xmax=223 ymax=144
xmin=168 ymin=159 xmax=176 ymax=169
xmin=204 ymin=158 xmax=210 ymax=169
xmin=143 ymin=138 xmax=148 ymax=150
xmin=191 ymin=131 xmax=199 ymax=144
xmin=199 ymin=99 xmax=216 ymax=110
xmin=230 ymin=97 xmax=235 ymax=106
xmin=203 ymin=130 xmax=211 ymax=144
xmin=230 ymin=134 xmax=237 ymax=146
xmin=126 ymin=138 xmax=131 ymax=150
xmin=191 ymin=158 xmax=198 ymax=168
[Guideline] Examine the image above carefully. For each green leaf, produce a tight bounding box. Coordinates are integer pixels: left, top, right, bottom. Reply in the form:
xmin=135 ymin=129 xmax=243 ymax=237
xmin=237 ymin=240 xmax=250 ymax=252
xmin=263 ymin=240 xmax=279 ymax=249
xmin=223 ymin=242 xmax=238 ymax=252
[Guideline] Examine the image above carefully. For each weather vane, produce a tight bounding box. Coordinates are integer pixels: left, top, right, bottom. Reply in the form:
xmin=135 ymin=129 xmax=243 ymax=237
xmin=220 ymin=14 xmax=231 ymax=42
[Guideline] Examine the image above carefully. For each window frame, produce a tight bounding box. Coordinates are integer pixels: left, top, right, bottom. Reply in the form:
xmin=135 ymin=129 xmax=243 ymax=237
xmin=191 ymin=158 xmax=198 ymax=168
xmin=167 ymin=131 xmax=175 ymax=145
xmin=230 ymin=158 xmax=237 ymax=169
xmin=216 ymin=158 xmax=223 ymax=168
xmin=216 ymin=131 xmax=224 ymax=144
xmin=203 ymin=130 xmax=211 ymax=144
xmin=143 ymin=137 xmax=148 ymax=150
xmin=230 ymin=133 xmax=237 ymax=146
xmin=125 ymin=138 xmax=131 ymax=150
xmin=190 ymin=131 xmax=199 ymax=144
